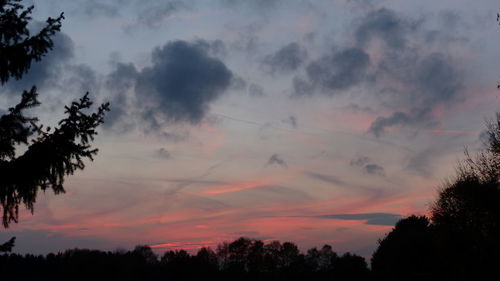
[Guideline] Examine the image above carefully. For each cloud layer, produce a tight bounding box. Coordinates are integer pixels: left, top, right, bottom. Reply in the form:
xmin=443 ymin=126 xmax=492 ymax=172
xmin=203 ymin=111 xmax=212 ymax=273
xmin=317 ymin=213 xmax=402 ymax=226
xmin=106 ymin=40 xmax=234 ymax=132
xmin=292 ymin=8 xmax=465 ymax=136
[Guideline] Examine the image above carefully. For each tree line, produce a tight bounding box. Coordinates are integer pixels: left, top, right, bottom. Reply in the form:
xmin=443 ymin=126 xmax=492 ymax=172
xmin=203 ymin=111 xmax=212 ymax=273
xmin=0 ymin=237 xmax=369 ymax=281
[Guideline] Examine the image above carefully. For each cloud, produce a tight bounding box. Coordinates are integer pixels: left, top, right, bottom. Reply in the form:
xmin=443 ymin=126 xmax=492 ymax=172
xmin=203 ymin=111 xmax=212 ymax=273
xmin=368 ymin=52 xmax=462 ymax=136
xmin=358 ymin=10 xmax=463 ymax=136
xmin=194 ymin=39 xmax=227 ymax=58
xmin=306 ymin=172 xmax=345 ymax=186
xmin=368 ymin=112 xmax=412 ymax=137
xmin=74 ymin=0 xmax=192 ymax=29
xmin=62 ymin=64 xmax=100 ymax=95
xmin=317 ymin=213 xmax=402 ymax=226
xmin=227 ymin=22 xmax=262 ymax=54
xmin=350 ymin=156 xmax=385 ymax=176
xmin=230 ymin=76 xmax=248 ymax=91
xmin=262 ymin=42 xmax=307 ymax=74
xmin=350 ymin=156 xmax=370 ymax=167
xmin=103 ymin=62 xmax=138 ymax=128
xmin=156 ymin=148 xmax=172 ymax=159
xmin=363 ymin=163 xmax=385 ymax=176
xmin=267 ymin=154 xmax=288 ymax=168
xmin=134 ymin=0 xmax=191 ymax=29
xmin=355 ymin=8 xmax=413 ymax=50
xmin=248 ymin=83 xmax=266 ymax=97
xmin=293 ymin=48 xmax=370 ymax=96
xmin=77 ymin=0 xmax=123 ymax=17
xmin=220 ymin=0 xmax=282 ymax=10
xmin=291 ymin=8 xmax=465 ymax=136
xmin=136 ymin=40 xmax=233 ymax=126
xmin=305 ymin=171 xmax=384 ymax=199
xmin=282 ymin=115 xmax=298 ymax=129
xmin=104 ymin=40 xmax=234 ymax=133
xmin=2 ymin=28 xmax=102 ymax=106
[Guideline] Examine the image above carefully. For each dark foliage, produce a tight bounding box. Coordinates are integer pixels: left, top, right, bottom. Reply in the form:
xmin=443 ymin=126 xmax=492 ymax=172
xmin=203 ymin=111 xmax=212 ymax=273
xmin=430 ymin=113 xmax=500 ymax=281
xmin=0 ymin=236 xmax=14 ymax=252
xmin=0 ymin=0 xmax=109 ymax=228
xmin=372 ymin=113 xmax=500 ymax=281
xmin=0 ymin=0 xmax=64 ymax=84
xmin=0 ymin=238 xmax=370 ymax=281
xmin=371 ymin=216 xmax=436 ymax=281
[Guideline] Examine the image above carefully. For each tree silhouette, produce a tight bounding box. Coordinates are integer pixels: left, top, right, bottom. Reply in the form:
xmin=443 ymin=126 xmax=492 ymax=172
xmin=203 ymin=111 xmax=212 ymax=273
xmin=332 ymin=252 xmax=370 ymax=281
xmin=0 ymin=0 xmax=109 ymax=229
xmin=372 ymin=114 xmax=500 ymax=280
xmin=371 ymin=215 xmax=436 ymax=281
xmin=0 ymin=236 xmax=15 ymax=252
xmin=429 ymin=118 xmax=500 ymax=281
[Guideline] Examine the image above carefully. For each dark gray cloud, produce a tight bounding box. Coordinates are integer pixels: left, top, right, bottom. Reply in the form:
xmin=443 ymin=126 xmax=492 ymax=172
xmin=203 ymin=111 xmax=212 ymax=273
xmin=103 ymin=62 xmax=138 ymax=128
xmin=317 ymin=213 xmax=402 ymax=226
xmin=106 ymin=62 xmax=139 ymax=90
xmin=105 ymin=40 xmax=233 ymax=133
xmin=359 ymin=10 xmax=463 ymax=136
xmin=350 ymin=156 xmax=385 ymax=176
xmin=368 ymin=112 xmax=412 ymax=137
xmin=364 ymin=163 xmax=385 ymax=176
xmin=262 ymin=42 xmax=307 ymax=74
xmin=267 ymin=154 xmax=288 ymax=168
xmin=2 ymin=29 xmax=102 ymax=105
xmin=136 ymin=40 xmax=233 ymax=126
xmin=369 ymin=52 xmax=462 ymax=136
xmin=414 ymin=53 xmax=462 ymax=104
xmin=62 ymin=64 xmax=100 ymax=95
xmin=292 ymin=8 xmax=465 ymax=136
xmin=293 ymin=48 xmax=370 ymax=96
xmin=355 ymin=8 xmax=413 ymax=50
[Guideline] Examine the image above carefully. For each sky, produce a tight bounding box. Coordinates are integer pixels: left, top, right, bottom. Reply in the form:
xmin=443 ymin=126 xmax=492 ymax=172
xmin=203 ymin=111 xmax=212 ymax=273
xmin=2 ymin=0 xmax=500 ymax=258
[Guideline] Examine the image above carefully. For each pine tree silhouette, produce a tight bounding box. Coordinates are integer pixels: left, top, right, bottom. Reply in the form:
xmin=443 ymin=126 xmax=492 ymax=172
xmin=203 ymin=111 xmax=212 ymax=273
xmin=0 ymin=0 xmax=109 ymax=229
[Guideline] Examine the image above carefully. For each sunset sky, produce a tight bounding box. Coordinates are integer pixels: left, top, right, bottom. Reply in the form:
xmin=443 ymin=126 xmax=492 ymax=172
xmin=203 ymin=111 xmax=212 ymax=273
xmin=2 ymin=0 xmax=500 ymax=258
